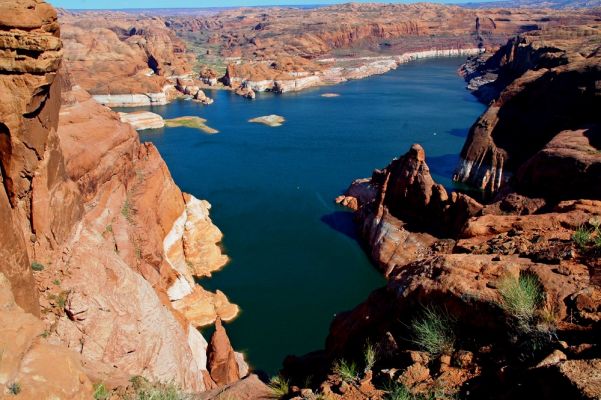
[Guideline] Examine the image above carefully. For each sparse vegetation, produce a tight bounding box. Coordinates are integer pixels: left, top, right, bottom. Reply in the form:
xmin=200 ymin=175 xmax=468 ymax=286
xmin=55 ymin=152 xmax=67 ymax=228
xmin=93 ymin=383 xmax=110 ymax=400
xmin=48 ymin=290 xmax=70 ymax=312
xmin=410 ymin=306 xmax=455 ymax=356
xmin=572 ymin=222 xmax=601 ymax=251
xmin=133 ymin=384 xmax=183 ymax=400
xmin=53 ymin=279 xmax=61 ymax=286
xmin=497 ymin=272 xmax=543 ymax=329
xmin=121 ymin=198 xmax=133 ymax=223
xmin=40 ymin=330 xmax=50 ymax=338
xmin=126 ymin=376 xmax=187 ymax=400
xmin=384 ymin=382 xmax=413 ymax=400
xmin=31 ymin=261 xmax=45 ymax=271
xmin=333 ymin=359 xmax=358 ymax=383
xmin=363 ymin=341 xmax=377 ymax=373
xmin=8 ymin=382 xmax=21 ymax=395
xmin=269 ymin=375 xmax=289 ymax=398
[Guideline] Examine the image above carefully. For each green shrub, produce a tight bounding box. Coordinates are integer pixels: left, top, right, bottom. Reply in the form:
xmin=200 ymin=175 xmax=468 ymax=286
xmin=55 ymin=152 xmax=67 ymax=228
xmin=573 ymin=223 xmax=601 ymax=251
xmin=268 ymin=375 xmax=289 ymax=398
xmin=333 ymin=359 xmax=358 ymax=383
xmin=93 ymin=383 xmax=110 ymax=400
xmin=8 ymin=382 xmax=21 ymax=395
xmin=363 ymin=341 xmax=377 ymax=373
xmin=384 ymin=382 xmax=413 ymax=400
xmin=573 ymin=225 xmax=593 ymax=249
xmin=497 ymin=272 xmax=543 ymax=329
xmin=410 ymin=307 xmax=455 ymax=357
xmin=134 ymin=384 xmax=183 ymax=400
xmin=31 ymin=261 xmax=45 ymax=271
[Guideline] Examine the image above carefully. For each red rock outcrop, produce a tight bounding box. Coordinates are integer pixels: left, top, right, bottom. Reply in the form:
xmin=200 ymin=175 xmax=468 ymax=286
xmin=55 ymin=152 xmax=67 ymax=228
xmin=167 ymin=3 xmax=598 ymax=96
xmin=326 ymin=38 xmax=600 ymax=391
xmin=327 ymin=140 xmax=600 ymax=397
xmin=1 ymin=0 xmax=245 ymax=394
xmin=207 ymin=318 xmax=244 ymax=386
xmin=455 ymin=26 xmax=601 ymax=195
xmin=59 ymin=11 xmax=195 ymax=102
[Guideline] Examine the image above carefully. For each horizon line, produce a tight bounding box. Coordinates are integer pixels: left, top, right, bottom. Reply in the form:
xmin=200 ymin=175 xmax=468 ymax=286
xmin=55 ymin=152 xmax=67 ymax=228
xmin=59 ymin=0 xmax=503 ymax=11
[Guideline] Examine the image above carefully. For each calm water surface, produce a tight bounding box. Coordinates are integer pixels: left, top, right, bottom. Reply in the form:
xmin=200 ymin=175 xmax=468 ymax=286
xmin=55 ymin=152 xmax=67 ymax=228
xmin=134 ymin=57 xmax=485 ymax=374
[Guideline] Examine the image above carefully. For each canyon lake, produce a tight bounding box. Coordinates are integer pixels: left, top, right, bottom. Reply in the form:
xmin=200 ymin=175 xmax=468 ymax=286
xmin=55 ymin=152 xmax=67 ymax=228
xmin=135 ymin=57 xmax=486 ymax=375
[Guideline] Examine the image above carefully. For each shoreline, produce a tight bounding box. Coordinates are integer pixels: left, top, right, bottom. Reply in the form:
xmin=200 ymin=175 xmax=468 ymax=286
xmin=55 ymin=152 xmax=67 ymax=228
xmin=91 ymin=48 xmax=484 ymax=107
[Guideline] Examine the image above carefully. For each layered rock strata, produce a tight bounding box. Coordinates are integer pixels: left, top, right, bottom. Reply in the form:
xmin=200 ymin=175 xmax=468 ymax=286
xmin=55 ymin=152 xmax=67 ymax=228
xmin=455 ymin=25 xmax=601 ymax=194
xmin=1 ymin=0 xmax=245 ymax=395
xmin=317 ymin=26 xmax=601 ymax=399
xmin=59 ymin=10 xmax=195 ymax=105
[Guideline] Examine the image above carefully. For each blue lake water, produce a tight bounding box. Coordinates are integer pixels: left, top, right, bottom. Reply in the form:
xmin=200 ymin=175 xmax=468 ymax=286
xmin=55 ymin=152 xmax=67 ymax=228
xmin=134 ymin=57 xmax=486 ymax=375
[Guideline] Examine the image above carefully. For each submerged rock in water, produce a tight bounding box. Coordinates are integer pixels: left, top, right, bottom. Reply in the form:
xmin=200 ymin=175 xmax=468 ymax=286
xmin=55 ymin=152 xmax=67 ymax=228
xmin=165 ymin=116 xmax=219 ymax=134
xmin=249 ymin=114 xmax=285 ymax=127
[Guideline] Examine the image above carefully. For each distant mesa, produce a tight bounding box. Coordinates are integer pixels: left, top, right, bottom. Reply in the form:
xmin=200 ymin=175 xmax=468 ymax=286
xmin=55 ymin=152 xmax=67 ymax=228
xmin=165 ymin=116 xmax=219 ymax=134
xmin=321 ymin=93 xmax=340 ymax=98
xmin=249 ymin=114 xmax=285 ymax=127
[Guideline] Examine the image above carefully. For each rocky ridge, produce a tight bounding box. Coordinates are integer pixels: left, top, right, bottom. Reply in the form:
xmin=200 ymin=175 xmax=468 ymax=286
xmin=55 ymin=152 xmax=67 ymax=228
xmin=282 ymin=25 xmax=601 ymax=399
xmin=0 ymin=1 xmax=255 ymax=396
xmin=168 ymin=3 xmax=600 ymax=97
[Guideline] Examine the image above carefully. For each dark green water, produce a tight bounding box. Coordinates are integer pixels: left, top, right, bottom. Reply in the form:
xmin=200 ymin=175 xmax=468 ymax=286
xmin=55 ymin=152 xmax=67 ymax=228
xmin=134 ymin=57 xmax=485 ymax=375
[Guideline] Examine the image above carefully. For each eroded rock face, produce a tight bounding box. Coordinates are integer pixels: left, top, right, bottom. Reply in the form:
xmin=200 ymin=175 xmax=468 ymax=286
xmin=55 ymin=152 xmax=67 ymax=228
xmin=207 ymin=318 xmax=246 ymax=386
xmin=455 ymin=26 xmax=601 ymax=195
xmin=0 ymin=273 xmax=93 ymax=398
xmin=1 ymin=0 xmax=244 ymax=393
xmin=0 ymin=0 xmax=75 ymax=315
xmin=59 ymin=11 xmax=194 ymax=97
xmin=329 ymin=109 xmax=600 ymax=397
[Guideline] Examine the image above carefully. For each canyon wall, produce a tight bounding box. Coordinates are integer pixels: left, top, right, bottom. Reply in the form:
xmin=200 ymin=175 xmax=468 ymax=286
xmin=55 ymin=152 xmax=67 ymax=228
xmin=455 ymin=25 xmax=601 ymax=194
xmin=58 ymin=10 xmax=196 ymax=106
xmin=0 ymin=1 xmax=246 ymax=396
xmin=310 ymin=25 xmax=601 ymax=399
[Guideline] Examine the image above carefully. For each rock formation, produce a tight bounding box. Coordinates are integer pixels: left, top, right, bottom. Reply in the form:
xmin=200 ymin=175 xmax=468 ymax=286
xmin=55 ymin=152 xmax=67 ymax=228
xmin=59 ymin=10 xmax=197 ymax=106
xmin=0 ymin=0 xmax=246 ymax=395
xmin=168 ymin=3 xmax=599 ymax=96
xmin=119 ymin=111 xmax=165 ymax=130
xmin=291 ymin=25 xmax=601 ymax=399
xmin=455 ymin=26 xmax=601 ymax=194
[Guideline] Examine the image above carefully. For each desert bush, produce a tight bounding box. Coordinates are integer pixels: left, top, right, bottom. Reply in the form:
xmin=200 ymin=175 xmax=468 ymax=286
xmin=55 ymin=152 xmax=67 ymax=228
xmin=93 ymin=383 xmax=110 ymax=400
xmin=269 ymin=375 xmax=289 ymax=398
xmin=8 ymin=382 xmax=21 ymax=395
xmin=572 ymin=223 xmax=601 ymax=251
xmin=497 ymin=272 xmax=543 ymax=330
xmin=333 ymin=359 xmax=358 ymax=383
xmin=363 ymin=341 xmax=377 ymax=373
xmin=31 ymin=261 xmax=45 ymax=271
xmin=410 ymin=306 xmax=455 ymax=357
xmin=383 ymin=382 xmax=418 ymax=400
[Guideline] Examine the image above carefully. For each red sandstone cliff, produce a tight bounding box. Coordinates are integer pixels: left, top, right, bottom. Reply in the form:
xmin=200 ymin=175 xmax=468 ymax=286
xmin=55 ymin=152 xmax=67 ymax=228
xmin=0 ymin=1 xmax=246 ymax=396
xmin=310 ymin=25 xmax=601 ymax=399
xmin=455 ymin=26 xmax=601 ymax=195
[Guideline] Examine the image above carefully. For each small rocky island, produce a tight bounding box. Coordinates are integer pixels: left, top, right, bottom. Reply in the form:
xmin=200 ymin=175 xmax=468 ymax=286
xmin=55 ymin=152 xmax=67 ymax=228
xmin=249 ymin=115 xmax=286 ymax=127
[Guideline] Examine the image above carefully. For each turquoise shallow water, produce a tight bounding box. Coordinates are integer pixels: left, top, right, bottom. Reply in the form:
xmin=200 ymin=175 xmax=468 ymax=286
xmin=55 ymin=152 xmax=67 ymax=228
xmin=133 ymin=57 xmax=486 ymax=375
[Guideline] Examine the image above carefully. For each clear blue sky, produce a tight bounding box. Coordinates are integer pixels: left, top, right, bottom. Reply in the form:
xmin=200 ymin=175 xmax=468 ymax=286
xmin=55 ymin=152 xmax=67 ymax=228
xmin=49 ymin=0 xmax=481 ymax=9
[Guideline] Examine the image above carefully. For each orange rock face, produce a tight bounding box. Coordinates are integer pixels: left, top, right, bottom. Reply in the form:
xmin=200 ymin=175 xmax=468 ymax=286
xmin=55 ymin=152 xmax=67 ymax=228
xmin=1 ymin=0 xmax=244 ymax=394
xmin=59 ymin=10 xmax=194 ymax=96
xmin=167 ymin=3 xmax=598 ymax=93
xmin=455 ymin=26 xmax=601 ymax=194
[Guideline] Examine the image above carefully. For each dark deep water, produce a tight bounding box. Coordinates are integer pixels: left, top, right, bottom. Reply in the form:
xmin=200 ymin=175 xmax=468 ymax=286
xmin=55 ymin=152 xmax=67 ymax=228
xmin=134 ymin=57 xmax=486 ymax=375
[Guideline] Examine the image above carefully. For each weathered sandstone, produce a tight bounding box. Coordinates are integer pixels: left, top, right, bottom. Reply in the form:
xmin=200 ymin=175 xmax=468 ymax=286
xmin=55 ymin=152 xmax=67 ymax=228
xmin=1 ymin=0 xmax=245 ymax=394
xmin=119 ymin=111 xmax=165 ymax=130
xmin=455 ymin=26 xmax=601 ymax=194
